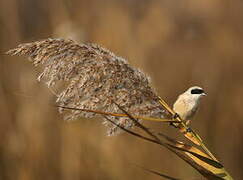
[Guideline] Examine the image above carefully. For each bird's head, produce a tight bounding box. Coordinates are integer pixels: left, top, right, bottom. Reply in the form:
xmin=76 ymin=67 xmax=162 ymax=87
xmin=184 ymin=86 xmax=206 ymax=102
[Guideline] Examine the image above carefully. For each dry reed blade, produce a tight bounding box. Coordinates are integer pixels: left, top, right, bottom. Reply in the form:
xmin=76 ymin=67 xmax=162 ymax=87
xmin=132 ymin=164 xmax=181 ymax=180
xmin=104 ymin=114 xmax=232 ymax=179
xmin=158 ymin=133 xmax=226 ymax=169
xmin=112 ymin=101 xmax=160 ymax=141
xmin=112 ymin=102 xmax=233 ymax=179
xmin=56 ymin=105 xmax=178 ymax=123
xmin=158 ymin=96 xmax=218 ymax=161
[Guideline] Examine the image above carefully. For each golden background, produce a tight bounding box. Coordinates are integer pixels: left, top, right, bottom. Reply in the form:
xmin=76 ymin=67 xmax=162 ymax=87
xmin=0 ymin=0 xmax=242 ymax=179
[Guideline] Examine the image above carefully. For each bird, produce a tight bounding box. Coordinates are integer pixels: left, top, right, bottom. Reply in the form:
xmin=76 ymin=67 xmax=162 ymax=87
xmin=172 ymin=86 xmax=206 ymax=126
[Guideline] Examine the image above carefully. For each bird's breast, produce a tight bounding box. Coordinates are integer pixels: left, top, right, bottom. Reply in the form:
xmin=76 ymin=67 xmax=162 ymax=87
xmin=173 ymin=97 xmax=198 ymax=120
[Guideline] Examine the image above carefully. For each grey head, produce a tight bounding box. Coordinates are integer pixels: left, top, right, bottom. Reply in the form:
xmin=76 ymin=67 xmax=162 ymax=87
xmin=184 ymin=86 xmax=206 ymax=100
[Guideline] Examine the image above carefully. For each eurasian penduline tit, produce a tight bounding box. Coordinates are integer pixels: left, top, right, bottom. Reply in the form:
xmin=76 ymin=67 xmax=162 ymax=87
xmin=172 ymin=86 xmax=206 ymax=126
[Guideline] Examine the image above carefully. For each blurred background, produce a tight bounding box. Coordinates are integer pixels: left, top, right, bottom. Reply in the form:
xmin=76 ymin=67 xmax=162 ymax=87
xmin=0 ymin=0 xmax=243 ymax=179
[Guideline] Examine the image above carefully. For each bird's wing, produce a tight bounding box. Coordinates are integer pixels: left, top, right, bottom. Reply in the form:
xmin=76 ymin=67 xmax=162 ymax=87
xmin=7 ymin=38 xmax=167 ymax=135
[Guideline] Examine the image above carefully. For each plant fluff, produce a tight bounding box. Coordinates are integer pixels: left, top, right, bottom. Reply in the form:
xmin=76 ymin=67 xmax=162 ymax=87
xmin=7 ymin=38 xmax=234 ymax=179
xmin=7 ymin=38 xmax=168 ymax=135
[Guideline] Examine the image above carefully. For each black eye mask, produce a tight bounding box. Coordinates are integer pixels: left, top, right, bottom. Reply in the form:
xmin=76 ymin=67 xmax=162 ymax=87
xmin=191 ymin=89 xmax=204 ymax=94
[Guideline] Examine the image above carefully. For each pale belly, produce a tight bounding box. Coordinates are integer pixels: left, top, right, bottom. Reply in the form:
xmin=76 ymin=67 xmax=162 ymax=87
xmin=173 ymin=100 xmax=198 ymax=120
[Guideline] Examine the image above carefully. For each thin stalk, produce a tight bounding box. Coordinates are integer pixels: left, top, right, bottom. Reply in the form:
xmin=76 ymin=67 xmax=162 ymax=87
xmin=56 ymin=105 xmax=179 ymax=123
xmin=158 ymin=97 xmax=218 ymax=161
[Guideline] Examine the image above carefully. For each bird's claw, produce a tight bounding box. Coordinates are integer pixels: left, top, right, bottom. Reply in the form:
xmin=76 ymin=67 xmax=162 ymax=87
xmin=186 ymin=127 xmax=192 ymax=133
xmin=170 ymin=122 xmax=179 ymax=128
xmin=172 ymin=113 xmax=180 ymax=119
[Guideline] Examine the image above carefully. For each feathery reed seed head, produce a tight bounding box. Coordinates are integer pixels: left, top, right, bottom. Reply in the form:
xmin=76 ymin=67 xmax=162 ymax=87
xmin=7 ymin=38 xmax=167 ymax=135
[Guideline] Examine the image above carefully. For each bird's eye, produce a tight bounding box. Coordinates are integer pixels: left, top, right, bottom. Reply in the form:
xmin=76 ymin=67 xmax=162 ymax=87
xmin=191 ymin=89 xmax=204 ymax=94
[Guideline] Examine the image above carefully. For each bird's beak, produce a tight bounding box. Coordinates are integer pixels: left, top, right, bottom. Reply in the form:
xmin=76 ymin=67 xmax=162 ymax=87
xmin=202 ymin=93 xmax=207 ymax=96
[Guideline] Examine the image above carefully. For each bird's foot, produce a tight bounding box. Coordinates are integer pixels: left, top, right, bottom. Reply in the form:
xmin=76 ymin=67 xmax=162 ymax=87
xmin=170 ymin=122 xmax=179 ymax=128
xmin=172 ymin=113 xmax=180 ymax=119
xmin=186 ymin=127 xmax=192 ymax=133
xmin=170 ymin=113 xmax=182 ymax=128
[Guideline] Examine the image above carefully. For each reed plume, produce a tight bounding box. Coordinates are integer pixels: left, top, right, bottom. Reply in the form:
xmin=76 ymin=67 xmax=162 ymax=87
xmin=6 ymin=38 xmax=168 ymax=135
xmin=7 ymin=38 xmax=234 ymax=179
